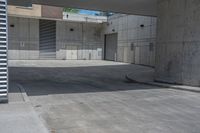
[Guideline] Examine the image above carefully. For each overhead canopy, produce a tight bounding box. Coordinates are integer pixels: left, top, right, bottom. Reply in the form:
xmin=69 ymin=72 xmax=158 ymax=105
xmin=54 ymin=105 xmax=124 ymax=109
xmin=8 ymin=0 xmax=157 ymax=16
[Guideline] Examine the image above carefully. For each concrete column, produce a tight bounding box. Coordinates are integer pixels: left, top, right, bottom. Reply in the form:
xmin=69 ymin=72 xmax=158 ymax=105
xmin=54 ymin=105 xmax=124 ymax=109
xmin=155 ymin=0 xmax=200 ymax=86
xmin=0 ymin=0 xmax=8 ymax=102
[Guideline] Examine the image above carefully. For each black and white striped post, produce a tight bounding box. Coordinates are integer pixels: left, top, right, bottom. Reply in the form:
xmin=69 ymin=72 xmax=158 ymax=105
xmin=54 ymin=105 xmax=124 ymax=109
xmin=0 ymin=0 xmax=8 ymax=103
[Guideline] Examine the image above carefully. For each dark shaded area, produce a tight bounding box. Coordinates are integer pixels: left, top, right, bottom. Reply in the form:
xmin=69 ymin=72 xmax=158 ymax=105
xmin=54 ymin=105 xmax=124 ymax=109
xmin=9 ymin=64 xmax=160 ymax=96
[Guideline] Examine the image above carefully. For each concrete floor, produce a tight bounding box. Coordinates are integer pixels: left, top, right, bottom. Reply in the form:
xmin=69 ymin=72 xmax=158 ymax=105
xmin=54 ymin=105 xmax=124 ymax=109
xmin=0 ymin=83 xmax=49 ymax=133
xmin=9 ymin=60 xmax=200 ymax=133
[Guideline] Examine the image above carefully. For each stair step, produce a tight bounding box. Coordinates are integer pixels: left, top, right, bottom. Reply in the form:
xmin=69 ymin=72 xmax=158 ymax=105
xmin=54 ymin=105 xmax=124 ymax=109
xmin=0 ymin=89 xmax=7 ymax=92
xmin=0 ymin=93 xmax=7 ymax=96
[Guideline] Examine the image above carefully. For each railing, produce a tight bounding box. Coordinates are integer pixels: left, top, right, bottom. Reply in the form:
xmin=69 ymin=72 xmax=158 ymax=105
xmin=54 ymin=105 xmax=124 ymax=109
xmin=0 ymin=0 xmax=8 ymax=103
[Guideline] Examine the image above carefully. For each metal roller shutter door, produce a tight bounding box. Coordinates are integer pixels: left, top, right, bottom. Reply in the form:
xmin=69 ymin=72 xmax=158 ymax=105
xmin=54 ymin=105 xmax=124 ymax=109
xmin=105 ymin=33 xmax=118 ymax=61
xmin=39 ymin=19 xmax=56 ymax=59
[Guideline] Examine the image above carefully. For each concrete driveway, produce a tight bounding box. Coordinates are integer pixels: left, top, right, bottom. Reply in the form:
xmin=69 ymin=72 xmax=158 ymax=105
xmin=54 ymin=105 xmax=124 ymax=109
xmin=9 ymin=60 xmax=200 ymax=133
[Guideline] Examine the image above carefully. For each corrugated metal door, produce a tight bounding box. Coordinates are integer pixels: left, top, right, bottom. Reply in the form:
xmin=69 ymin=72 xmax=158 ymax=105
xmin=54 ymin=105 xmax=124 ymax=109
xmin=105 ymin=33 xmax=117 ymax=61
xmin=39 ymin=20 xmax=56 ymax=59
xmin=0 ymin=0 xmax=8 ymax=102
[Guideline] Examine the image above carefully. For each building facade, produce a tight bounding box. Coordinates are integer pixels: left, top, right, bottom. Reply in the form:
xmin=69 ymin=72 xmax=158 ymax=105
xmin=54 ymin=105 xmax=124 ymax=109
xmin=105 ymin=14 xmax=157 ymax=67
xmin=7 ymin=4 xmax=157 ymax=67
xmin=8 ymin=17 xmax=105 ymax=60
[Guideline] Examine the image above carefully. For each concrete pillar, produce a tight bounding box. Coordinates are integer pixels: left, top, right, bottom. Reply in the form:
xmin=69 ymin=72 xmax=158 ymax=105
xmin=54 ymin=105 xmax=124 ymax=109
xmin=155 ymin=0 xmax=200 ymax=86
xmin=0 ymin=0 xmax=8 ymax=102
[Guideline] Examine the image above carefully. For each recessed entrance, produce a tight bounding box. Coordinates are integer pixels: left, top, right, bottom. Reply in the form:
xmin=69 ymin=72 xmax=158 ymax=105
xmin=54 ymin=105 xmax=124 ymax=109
xmin=105 ymin=33 xmax=118 ymax=61
xmin=39 ymin=20 xmax=56 ymax=59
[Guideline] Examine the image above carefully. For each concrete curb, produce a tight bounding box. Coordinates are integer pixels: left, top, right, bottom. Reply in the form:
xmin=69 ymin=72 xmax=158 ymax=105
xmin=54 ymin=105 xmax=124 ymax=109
xmin=126 ymin=74 xmax=200 ymax=93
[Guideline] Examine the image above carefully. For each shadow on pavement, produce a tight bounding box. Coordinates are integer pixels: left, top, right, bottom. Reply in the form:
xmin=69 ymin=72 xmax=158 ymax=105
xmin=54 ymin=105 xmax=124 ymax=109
xmin=9 ymin=64 xmax=159 ymax=96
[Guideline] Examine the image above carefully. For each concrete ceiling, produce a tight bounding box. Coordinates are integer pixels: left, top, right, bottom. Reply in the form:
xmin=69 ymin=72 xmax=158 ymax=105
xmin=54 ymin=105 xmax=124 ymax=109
xmin=8 ymin=0 xmax=157 ymax=16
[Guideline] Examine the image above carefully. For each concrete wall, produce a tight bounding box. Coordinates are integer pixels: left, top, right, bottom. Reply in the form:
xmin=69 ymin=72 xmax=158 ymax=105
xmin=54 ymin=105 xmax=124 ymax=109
xmin=155 ymin=0 xmax=200 ymax=86
xmin=105 ymin=14 xmax=157 ymax=67
xmin=56 ymin=21 xmax=105 ymax=60
xmin=8 ymin=15 xmax=156 ymax=65
xmin=8 ymin=17 xmax=40 ymax=60
xmin=8 ymin=16 xmax=105 ymax=60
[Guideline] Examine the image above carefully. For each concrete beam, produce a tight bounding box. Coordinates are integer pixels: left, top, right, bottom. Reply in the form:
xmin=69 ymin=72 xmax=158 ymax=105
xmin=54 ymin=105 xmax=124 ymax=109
xmin=7 ymin=0 xmax=157 ymax=16
xmin=8 ymin=0 xmax=31 ymax=6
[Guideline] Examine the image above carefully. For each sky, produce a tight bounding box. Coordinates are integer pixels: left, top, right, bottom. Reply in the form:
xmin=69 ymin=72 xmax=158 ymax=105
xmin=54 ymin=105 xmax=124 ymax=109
xmin=79 ymin=9 xmax=100 ymax=15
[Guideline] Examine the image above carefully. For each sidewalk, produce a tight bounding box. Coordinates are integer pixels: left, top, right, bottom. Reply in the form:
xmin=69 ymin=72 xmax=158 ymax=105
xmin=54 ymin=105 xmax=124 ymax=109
xmin=126 ymin=66 xmax=200 ymax=93
xmin=0 ymin=83 xmax=49 ymax=133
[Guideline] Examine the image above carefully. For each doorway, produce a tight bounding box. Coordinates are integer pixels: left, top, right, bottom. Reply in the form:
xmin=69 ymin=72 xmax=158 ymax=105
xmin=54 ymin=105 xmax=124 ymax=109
xmin=39 ymin=20 xmax=56 ymax=59
xmin=105 ymin=33 xmax=118 ymax=61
